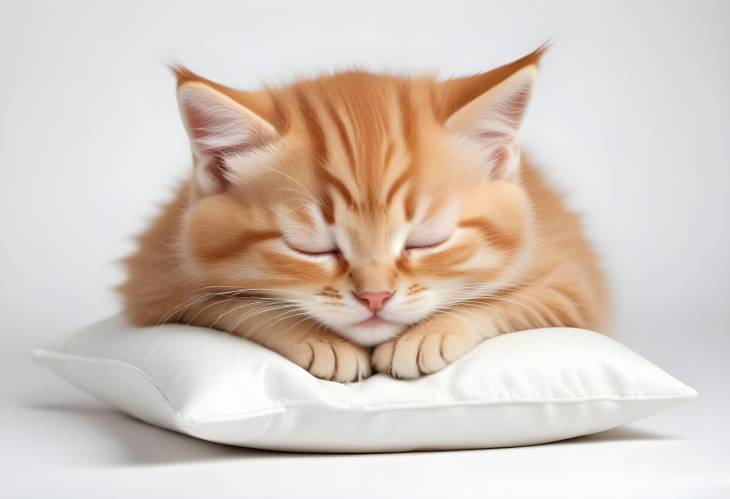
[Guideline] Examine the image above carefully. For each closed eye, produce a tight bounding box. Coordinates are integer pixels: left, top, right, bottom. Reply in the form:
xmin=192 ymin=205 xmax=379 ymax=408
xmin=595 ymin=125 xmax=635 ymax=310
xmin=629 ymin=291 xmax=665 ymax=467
xmin=285 ymin=241 xmax=340 ymax=257
xmin=404 ymin=237 xmax=449 ymax=251
xmin=405 ymin=222 xmax=454 ymax=252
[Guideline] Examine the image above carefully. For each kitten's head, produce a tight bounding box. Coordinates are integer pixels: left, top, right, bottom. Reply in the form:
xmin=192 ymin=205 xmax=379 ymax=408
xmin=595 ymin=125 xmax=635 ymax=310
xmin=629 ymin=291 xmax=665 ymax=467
xmin=175 ymin=48 xmax=543 ymax=346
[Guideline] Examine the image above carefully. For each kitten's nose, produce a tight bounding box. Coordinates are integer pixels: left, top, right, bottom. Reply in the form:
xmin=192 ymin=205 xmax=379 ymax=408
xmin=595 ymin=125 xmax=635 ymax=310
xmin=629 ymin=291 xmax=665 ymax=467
xmin=353 ymin=291 xmax=394 ymax=312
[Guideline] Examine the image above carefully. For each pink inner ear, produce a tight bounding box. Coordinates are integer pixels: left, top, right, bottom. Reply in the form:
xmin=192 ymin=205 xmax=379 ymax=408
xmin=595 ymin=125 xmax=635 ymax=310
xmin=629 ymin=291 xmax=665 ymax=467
xmin=478 ymin=131 xmax=511 ymax=141
xmin=485 ymin=146 xmax=514 ymax=178
xmin=206 ymin=156 xmax=230 ymax=190
xmin=488 ymin=147 xmax=509 ymax=166
xmin=185 ymin=109 xmax=248 ymax=155
xmin=463 ymin=76 xmax=533 ymax=177
xmin=202 ymin=142 xmax=261 ymax=190
xmin=182 ymin=104 xmax=218 ymax=153
xmin=179 ymin=84 xmax=265 ymax=157
xmin=502 ymin=87 xmax=530 ymax=126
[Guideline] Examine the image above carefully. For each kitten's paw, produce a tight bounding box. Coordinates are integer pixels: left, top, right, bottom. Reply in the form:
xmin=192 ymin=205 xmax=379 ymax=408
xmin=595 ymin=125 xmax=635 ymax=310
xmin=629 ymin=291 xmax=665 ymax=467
xmin=288 ymin=335 xmax=372 ymax=383
xmin=372 ymin=316 xmax=481 ymax=379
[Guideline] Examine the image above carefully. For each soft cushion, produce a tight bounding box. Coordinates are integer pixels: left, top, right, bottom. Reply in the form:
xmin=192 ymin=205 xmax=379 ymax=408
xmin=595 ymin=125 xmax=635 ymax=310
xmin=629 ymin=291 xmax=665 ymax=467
xmin=33 ymin=316 xmax=696 ymax=452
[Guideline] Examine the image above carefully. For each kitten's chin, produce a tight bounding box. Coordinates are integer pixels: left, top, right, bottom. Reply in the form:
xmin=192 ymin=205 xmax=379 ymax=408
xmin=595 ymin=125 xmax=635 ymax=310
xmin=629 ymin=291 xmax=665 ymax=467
xmin=334 ymin=319 xmax=406 ymax=347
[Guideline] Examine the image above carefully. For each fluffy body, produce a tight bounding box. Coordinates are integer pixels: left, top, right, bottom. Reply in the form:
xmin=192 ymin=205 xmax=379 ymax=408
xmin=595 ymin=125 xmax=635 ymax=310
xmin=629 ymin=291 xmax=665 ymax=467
xmin=120 ymin=48 xmax=608 ymax=382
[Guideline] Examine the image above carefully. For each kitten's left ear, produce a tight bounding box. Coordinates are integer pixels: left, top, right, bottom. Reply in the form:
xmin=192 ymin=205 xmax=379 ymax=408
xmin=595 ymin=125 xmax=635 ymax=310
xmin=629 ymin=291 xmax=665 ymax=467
xmin=443 ymin=48 xmax=543 ymax=180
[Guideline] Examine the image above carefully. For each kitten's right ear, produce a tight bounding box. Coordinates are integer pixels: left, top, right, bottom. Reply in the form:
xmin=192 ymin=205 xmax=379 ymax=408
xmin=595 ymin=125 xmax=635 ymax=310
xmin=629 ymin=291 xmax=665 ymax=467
xmin=437 ymin=45 xmax=546 ymax=180
xmin=175 ymin=70 xmax=279 ymax=195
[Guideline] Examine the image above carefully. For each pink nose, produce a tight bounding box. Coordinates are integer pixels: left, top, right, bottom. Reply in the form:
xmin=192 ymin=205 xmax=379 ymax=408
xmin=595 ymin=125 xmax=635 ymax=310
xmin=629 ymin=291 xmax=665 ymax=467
xmin=353 ymin=291 xmax=394 ymax=312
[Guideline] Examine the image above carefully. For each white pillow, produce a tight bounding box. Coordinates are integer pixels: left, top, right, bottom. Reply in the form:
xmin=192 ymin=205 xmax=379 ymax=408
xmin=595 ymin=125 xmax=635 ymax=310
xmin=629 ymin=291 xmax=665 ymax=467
xmin=34 ymin=316 xmax=696 ymax=452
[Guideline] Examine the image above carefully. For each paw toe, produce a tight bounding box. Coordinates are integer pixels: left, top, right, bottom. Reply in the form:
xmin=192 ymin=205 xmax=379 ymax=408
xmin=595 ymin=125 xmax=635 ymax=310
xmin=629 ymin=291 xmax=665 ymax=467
xmin=333 ymin=343 xmax=371 ymax=383
xmin=371 ymin=340 xmax=395 ymax=374
xmin=417 ymin=334 xmax=448 ymax=374
xmin=390 ymin=334 xmax=423 ymax=379
xmin=441 ymin=333 xmax=472 ymax=363
xmin=307 ymin=341 xmax=336 ymax=380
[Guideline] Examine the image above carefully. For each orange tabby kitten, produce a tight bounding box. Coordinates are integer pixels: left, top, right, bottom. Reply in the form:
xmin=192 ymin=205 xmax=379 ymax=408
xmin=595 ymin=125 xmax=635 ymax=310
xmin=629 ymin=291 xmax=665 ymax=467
xmin=120 ymin=47 xmax=607 ymax=382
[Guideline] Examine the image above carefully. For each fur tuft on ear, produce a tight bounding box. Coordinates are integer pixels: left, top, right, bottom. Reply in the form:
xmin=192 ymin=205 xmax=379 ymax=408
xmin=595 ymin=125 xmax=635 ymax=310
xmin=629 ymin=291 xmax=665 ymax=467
xmin=170 ymin=64 xmax=201 ymax=87
xmin=176 ymin=80 xmax=278 ymax=195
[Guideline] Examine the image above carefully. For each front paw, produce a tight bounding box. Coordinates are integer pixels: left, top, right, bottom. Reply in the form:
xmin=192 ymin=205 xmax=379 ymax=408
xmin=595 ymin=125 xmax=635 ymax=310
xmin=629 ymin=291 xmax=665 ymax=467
xmin=285 ymin=335 xmax=372 ymax=383
xmin=371 ymin=316 xmax=481 ymax=379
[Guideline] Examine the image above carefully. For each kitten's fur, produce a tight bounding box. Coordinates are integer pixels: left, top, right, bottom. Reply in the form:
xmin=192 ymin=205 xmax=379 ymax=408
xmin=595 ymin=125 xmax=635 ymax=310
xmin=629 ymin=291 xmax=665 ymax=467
xmin=120 ymin=47 xmax=607 ymax=382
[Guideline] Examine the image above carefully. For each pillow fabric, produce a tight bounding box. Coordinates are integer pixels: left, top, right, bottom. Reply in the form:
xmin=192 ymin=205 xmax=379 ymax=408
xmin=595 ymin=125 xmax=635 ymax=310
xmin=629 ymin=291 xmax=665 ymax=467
xmin=34 ymin=316 xmax=696 ymax=453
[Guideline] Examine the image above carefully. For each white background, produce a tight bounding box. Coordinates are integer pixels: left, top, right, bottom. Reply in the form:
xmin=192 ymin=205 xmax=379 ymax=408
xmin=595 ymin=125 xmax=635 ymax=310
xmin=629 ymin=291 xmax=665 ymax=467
xmin=1 ymin=1 xmax=729 ymax=497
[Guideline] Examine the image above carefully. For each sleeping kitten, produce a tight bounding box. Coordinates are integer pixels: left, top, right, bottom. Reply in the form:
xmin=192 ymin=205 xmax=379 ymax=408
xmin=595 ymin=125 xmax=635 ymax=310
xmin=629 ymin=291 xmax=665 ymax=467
xmin=119 ymin=47 xmax=608 ymax=382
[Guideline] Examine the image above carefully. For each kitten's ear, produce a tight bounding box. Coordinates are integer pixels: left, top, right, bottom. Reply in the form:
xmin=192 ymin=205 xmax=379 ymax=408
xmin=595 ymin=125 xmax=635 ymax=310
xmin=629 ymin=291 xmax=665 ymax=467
xmin=441 ymin=47 xmax=544 ymax=180
xmin=175 ymin=72 xmax=278 ymax=195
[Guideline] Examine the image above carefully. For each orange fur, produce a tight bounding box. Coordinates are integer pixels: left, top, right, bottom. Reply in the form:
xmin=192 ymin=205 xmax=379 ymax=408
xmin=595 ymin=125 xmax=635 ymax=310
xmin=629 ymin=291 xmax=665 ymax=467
xmin=121 ymin=48 xmax=608 ymax=382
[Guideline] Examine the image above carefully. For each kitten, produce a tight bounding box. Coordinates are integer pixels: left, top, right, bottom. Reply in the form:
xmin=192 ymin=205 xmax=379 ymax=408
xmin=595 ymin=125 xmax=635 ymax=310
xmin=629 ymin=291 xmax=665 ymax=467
xmin=119 ymin=47 xmax=607 ymax=382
